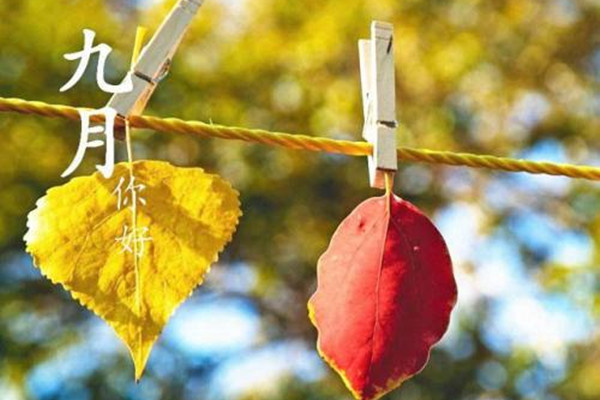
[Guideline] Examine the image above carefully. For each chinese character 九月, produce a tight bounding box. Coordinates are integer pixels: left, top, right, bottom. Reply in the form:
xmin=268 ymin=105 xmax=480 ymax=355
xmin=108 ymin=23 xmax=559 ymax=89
xmin=61 ymin=107 xmax=116 ymax=178
xmin=61 ymin=29 xmax=133 ymax=94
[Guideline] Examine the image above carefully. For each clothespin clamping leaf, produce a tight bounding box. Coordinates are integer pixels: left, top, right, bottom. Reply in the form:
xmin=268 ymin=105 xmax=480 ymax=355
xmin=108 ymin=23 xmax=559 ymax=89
xmin=308 ymin=22 xmax=457 ymax=400
xmin=359 ymin=21 xmax=398 ymax=189
xmin=107 ymin=0 xmax=204 ymax=139
xmin=25 ymin=0 xmax=244 ymax=382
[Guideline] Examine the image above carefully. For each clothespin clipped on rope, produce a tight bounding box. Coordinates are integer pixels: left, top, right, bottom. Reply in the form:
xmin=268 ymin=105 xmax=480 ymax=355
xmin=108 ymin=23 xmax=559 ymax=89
xmin=107 ymin=0 xmax=204 ymax=139
xmin=359 ymin=21 xmax=398 ymax=189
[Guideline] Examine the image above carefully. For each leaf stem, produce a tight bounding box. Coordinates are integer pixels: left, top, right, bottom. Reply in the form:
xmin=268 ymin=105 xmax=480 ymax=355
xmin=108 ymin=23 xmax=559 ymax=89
xmin=126 ymin=27 xmax=148 ymax=318
xmin=384 ymin=171 xmax=394 ymax=197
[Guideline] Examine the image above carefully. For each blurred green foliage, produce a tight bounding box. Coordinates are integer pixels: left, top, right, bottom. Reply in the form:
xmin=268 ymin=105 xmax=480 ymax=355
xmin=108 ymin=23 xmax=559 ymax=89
xmin=1 ymin=0 xmax=600 ymax=399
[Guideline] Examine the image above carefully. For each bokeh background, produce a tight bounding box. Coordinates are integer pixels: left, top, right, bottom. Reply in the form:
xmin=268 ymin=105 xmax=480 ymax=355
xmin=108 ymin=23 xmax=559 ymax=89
xmin=1 ymin=0 xmax=600 ymax=399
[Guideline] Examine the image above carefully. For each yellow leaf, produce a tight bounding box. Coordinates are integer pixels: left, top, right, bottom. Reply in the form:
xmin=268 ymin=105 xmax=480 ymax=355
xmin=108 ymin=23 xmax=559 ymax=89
xmin=24 ymin=160 xmax=241 ymax=380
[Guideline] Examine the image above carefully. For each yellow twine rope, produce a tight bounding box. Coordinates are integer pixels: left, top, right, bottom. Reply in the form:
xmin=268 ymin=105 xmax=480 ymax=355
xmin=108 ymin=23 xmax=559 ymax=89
xmin=2 ymin=96 xmax=600 ymax=181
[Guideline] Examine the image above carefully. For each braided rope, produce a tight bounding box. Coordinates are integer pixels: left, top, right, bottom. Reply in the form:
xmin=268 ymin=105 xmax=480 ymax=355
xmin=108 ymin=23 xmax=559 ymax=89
xmin=2 ymin=96 xmax=600 ymax=180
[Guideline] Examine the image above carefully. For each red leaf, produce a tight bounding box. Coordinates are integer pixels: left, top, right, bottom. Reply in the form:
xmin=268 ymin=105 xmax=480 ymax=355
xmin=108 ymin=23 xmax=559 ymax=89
xmin=308 ymin=193 xmax=457 ymax=400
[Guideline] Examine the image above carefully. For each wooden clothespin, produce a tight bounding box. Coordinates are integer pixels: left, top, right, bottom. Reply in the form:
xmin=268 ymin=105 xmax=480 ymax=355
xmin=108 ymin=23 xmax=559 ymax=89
xmin=107 ymin=0 xmax=204 ymax=138
xmin=359 ymin=21 xmax=398 ymax=189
